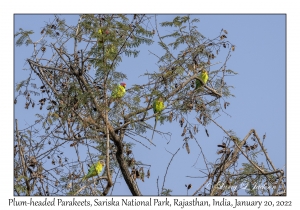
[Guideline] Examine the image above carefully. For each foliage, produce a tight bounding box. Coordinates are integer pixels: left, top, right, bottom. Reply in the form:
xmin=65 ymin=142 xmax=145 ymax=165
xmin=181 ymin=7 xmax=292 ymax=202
xmin=14 ymin=14 xmax=285 ymax=196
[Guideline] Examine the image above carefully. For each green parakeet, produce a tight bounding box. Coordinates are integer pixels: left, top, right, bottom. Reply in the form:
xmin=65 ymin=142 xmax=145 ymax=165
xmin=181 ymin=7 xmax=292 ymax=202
xmin=82 ymin=160 xmax=105 ymax=182
xmin=111 ymin=83 xmax=126 ymax=98
xmin=195 ymin=69 xmax=208 ymax=89
xmin=151 ymin=97 xmax=165 ymax=142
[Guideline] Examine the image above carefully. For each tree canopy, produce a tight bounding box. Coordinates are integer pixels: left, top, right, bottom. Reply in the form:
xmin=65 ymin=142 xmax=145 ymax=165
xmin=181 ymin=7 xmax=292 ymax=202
xmin=14 ymin=14 xmax=285 ymax=196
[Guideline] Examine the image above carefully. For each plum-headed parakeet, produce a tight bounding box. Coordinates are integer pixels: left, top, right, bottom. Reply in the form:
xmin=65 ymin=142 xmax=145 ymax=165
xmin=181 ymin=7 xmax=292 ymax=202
xmin=195 ymin=69 xmax=208 ymax=89
xmin=151 ymin=97 xmax=165 ymax=142
xmin=82 ymin=160 xmax=105 ymax=182
xmin=111 ymin=83 xmax=126 ymax=98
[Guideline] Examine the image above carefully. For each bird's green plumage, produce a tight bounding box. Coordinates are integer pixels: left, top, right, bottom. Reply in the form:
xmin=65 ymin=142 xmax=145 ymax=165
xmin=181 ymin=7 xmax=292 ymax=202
xmin=195 ymin=69 xmax=209 ymax=89
xmin=111 ymin=84 xmax=126 ymax=98
xmin=151 ymin=97 xmax=165 ymax=143
xmin=153 ymin=97 xmax=165 ymax=120
xmin=82 ymin=160 xmax=105 ymax=181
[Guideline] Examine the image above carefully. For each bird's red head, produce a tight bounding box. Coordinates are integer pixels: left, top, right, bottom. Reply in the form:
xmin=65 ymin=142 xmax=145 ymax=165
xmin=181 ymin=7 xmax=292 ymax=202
xmin=120 ymin=83 xmax=126 ymax=88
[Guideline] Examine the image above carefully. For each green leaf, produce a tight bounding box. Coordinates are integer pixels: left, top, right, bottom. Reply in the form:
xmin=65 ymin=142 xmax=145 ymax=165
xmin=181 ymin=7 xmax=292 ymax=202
xmin=14 ymin=29 xmax=34 ymax=46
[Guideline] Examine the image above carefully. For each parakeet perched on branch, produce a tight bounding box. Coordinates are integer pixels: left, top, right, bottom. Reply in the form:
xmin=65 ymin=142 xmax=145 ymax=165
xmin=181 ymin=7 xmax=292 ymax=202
xmin=195 ymin=69 xmax=208 ymax=89
xmin=151 ymin=97 xmax=165 ymax=143
xmin=111 ymin=83 xmax=126 ymax=98
xmin=108 ymin=83 xmax=126 ymax=107
xmin=81 ymin=160 xmax=105 ymax=182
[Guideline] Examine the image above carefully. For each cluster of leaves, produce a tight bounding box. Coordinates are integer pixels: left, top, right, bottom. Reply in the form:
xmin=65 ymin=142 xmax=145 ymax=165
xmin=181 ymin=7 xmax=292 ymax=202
xmin=14 ymin=14 xmax=285 ymax=196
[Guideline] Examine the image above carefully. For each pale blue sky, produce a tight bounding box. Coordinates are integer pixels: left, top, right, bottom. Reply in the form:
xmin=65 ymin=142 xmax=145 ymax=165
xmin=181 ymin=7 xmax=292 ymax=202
xmin=14 ymin=14 xmax=285 ymax=196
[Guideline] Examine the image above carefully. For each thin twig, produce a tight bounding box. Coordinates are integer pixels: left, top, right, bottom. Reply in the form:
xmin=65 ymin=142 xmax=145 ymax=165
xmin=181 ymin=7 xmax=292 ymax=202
xmin=15 ymin=119 xmax=31 ymax=196
xmin=156 ymin=176 xmax=160 ymax=196
xmin=192 ymin=177 xmax=211 ymax=196
xmin=161 ymin=148 xmax=180 ymax=192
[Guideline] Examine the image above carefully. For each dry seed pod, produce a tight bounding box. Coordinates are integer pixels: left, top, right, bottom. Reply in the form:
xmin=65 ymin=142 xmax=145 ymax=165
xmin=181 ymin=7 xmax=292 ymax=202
xmin=189 ymin=129 xmax=194 ymax=139
xmin=141 ymin=172 xmax=145 ymax=182
xmin=205 ymin=129 xmax=209 ymax=137
xmin=181 ymin=126 xmax=187 ymax=136
xmin=181 ymin=117 xmax=185 ymax=124
xmin=179 ymin=119 xmax=184 ymax=127
xmin=251 ymin=144 xmax=258 ymax=150
xmin=135 ymin=170 xmax=140 ymax=179
xmin=193 ymin=125 xmax=197 ymax=134
xmin=217 ymin=149 xmax=224 ymax=154
xmin=217 ymin=143 xmax=226 ymax=148
xmin=27 ymin=167 xmax=33 ymax=174
xmin=185 ymin=142 xmax=190 ymax=154
xmin=29 ymin=156 xmax=38 ymax=168
xmin=66 ymin=182 xmax=72 ymax=189
xmin=220 ymin=35 xmax=227 ymax=40
xmin=224 ymin=102 xmax=229 ymax=109
xmin=126 ymin=149 xmax=132 ymax=156
xmin=144 ymin=95 xmax=149 ymax=103
xmin=146 ymin=169 xmax=150 ymax=178
xmin=168 ymin=112 xmax=173 ymax=122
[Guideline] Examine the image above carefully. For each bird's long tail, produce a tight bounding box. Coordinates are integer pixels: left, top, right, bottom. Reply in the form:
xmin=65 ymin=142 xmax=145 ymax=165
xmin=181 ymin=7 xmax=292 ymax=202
xmin=79 ymin=176 xmax=86 ymax=184
xmin=151 ymin=118 xmax=158 ymax=144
